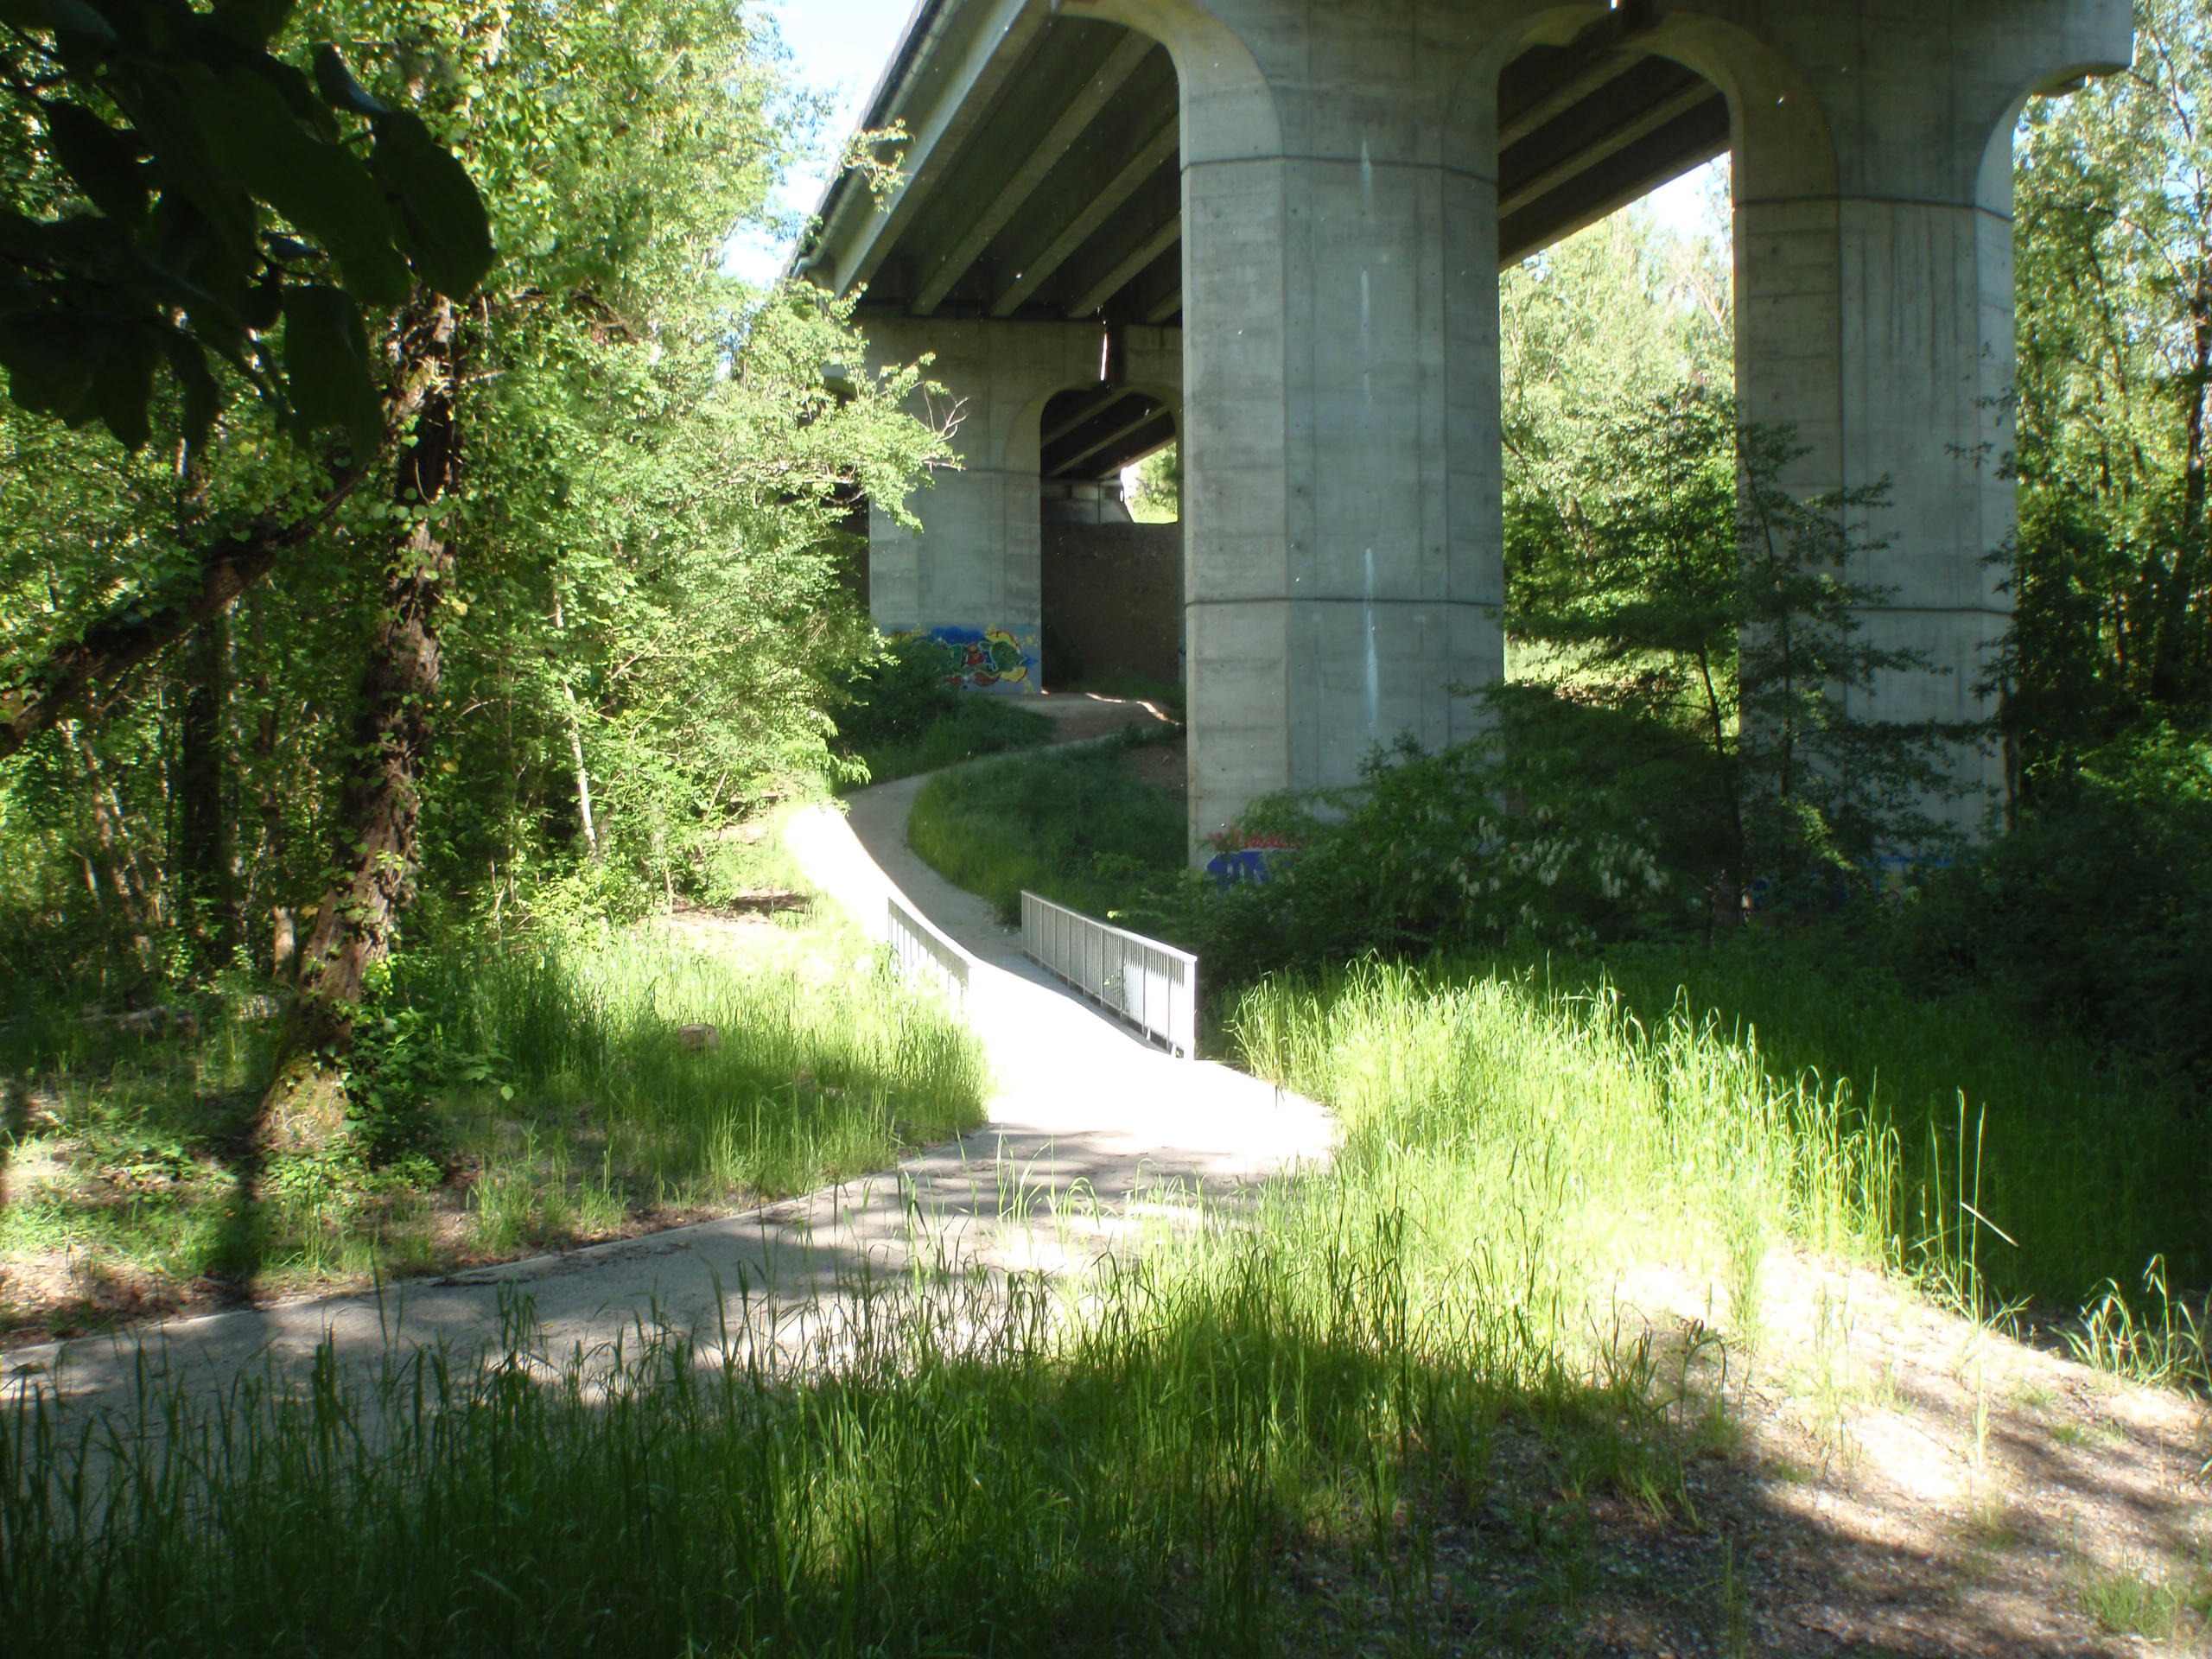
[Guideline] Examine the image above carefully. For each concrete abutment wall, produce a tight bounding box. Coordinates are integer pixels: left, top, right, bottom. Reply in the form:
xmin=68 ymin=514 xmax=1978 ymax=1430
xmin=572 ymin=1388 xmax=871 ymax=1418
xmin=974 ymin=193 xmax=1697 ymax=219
xmin=1042 ymin=518 xmax=1185 ymax=687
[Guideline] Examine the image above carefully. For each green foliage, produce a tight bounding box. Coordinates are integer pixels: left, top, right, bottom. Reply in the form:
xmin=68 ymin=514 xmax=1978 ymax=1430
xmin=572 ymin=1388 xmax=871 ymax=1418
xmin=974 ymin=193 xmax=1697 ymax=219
xmin=1898 ymin=728 xmax=2212 ymax=1086
xmin=390 ymin=927 xmax=988 ymax=1202
xmin=1964 ymin=2 xmax=2212 ymax=1096
xmin=2009 ymin=0 xmax=2212 ymax=750
xmin=836 ymin=637 xmax=1061 ymax=791
xmin=1580 ymin=931 xmax=2212 ymax=1312
xmin=835 ymin=635 xmax=963 ymax=755
xmin=1172 ymin=400 xmax=1969 ymax=979
xmin=2 ymin=954 xmax=1906 ymax=1657
xmin=1122 ymin=441 xmax=1179 ymax=523
xmin=907 ymin=730 xmax=1185 ymax=922
xmin=1507 ymin=394 xmax=1968 ymax=915
xmin=0 ymin=0 xmax=491 ymax=451
xmin=0 ymin=0 xmax=956 ymax=1001
xmin=0 ymin=908 xmax=988 ymax=1332
xmin=1500 ymin=197 xmax=1731 ymax=541
xmin=831 ymin=634 xmax=1052 ymax=785
xmin=344 ymin=1003 xmax=493 ymax=1166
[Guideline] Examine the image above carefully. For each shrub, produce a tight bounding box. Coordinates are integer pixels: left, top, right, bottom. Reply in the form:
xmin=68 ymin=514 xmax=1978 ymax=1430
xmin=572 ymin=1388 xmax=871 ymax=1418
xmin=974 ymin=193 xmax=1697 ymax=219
xmin=1899 ymin=728 xmax=2212 ymax=1086
xmin=833 ymin=637 xmax=1051 ymax=785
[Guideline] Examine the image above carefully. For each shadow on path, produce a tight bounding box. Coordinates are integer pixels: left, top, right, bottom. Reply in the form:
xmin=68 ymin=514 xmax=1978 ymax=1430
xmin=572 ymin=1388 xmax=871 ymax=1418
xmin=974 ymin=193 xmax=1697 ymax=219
xmin=3 ymin=694 xmax=1336 ymax=1427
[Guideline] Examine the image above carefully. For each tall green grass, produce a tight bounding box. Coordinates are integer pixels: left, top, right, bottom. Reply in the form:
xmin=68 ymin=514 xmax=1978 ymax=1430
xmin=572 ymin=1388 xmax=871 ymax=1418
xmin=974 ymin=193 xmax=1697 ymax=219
xmin=907 ymin=734 xmax=1185 ymax=922
xmin=1581 ymin=939 xmax=2211 ymax=1311
xmin=4 ymin=955 xmax=1920 ymax=1655
xmin=426 ymin=933 xmax=990 ymax=1204
xmin=0 ymin=921 xmax=989 ymax=1329
xmin=909 ymin=733 xmax=2204 ymax=1323
xmin=1230 ymin=959 xmax=1896 ymax=1323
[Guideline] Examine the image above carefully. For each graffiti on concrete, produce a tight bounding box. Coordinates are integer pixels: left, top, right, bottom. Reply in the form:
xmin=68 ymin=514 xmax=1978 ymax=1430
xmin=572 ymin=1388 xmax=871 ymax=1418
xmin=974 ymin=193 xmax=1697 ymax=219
xmin=922 ymin=625 xmax=1038 ymax=691
xmin=1203 ymin=828 xmax=1303 ymax=889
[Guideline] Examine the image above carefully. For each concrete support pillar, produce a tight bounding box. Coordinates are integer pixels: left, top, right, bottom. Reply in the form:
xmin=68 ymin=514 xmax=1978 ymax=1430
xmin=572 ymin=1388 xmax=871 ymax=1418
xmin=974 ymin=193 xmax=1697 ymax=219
xmin=861 ymin=319 xmax=1181 ymax=691
xmin=1154 ymin=3 xmax=1501 ymax=846
xmin=1684 ymin=2 xmax=2133 ymax=828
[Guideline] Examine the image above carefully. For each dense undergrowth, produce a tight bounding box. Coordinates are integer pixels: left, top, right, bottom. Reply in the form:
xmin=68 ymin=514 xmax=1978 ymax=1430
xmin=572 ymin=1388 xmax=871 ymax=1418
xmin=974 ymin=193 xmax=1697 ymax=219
xmin=833 ymin=634 xmax=1053 ymax=786
xmin=0 ymin=897 xmax=987 ymax=1340
xmin=2 ymin=948 xmax=1940 ymax=1656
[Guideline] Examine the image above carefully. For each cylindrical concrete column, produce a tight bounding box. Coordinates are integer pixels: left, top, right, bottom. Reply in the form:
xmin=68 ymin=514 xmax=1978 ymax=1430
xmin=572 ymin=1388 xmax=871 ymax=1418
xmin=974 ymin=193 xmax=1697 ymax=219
xmin=1697 ymin=1 xmax=2133 ymax=827
xmin=1166 ymin=3 xmax=1502 ymax=847
xmin=862 ymin=318 xmax=1140 ymax=693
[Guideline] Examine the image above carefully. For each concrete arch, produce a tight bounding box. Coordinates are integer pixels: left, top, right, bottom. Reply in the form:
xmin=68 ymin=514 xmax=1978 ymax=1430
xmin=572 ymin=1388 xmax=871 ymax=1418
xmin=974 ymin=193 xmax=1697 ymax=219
xmin=1638 ymin=14 xmax=1836 ymax=202
xmin=1443 ymin=3 xmax=1586 ymax=178
xmin=1445 ymin=3 xmax=1836 ymax=206
xmin=994 ymin=319 xmax=1182 ymax=474
xmin=1057 ymin=0 xmax=1281 ymax=164
xmin=1976 ymin=54 xmax=2133 ymax=215
xmin=1006 ymin=379 xmax=1182 ymax=476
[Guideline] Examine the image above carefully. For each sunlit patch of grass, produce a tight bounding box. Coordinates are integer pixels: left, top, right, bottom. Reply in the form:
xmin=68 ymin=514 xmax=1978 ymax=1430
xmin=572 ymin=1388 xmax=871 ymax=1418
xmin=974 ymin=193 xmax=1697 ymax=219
xmin=2073 ymin=1553 xmax=2193 ymax=1641
xmin=0 ymin=905 xmax=988 ymax=1334
xmin=908 ymin=728 xmax=1187 ymax=923
xmin=1586 ymin=938 xmax=2212 ymax=1327
xmin=433 ymin=921 xmax=988 ymax=1210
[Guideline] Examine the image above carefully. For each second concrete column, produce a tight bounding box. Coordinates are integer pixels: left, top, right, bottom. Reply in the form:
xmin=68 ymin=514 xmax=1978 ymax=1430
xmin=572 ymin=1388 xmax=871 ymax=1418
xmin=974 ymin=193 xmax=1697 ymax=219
xmin=1174 ymin=9 xmax=1503 ymax=847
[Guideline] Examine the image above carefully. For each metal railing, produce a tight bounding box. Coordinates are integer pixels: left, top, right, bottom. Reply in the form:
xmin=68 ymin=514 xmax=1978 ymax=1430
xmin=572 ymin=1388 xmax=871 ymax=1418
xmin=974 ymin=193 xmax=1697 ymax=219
xmin=1020 ymin=890 xmax=1197 ymax=1058
xmin=887 ymin=893 xmax=969 ymax=1007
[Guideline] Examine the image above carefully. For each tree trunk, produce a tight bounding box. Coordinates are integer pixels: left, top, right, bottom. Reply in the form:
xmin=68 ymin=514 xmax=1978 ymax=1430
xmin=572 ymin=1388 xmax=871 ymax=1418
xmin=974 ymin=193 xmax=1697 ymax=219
xmin=259 ymin=296 xmax=464 ymax=1154
xmin=245 ymin=591 xmax=296 ymax=978
xmin=174 ymin=611 xmax=234 ymax=964
xmin=550 ymin=584 xmax=600 ymax=860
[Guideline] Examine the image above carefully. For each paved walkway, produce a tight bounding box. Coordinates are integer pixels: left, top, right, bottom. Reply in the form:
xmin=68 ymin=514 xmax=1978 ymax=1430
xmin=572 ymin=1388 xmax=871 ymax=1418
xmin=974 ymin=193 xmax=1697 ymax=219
xmin=5 ymin=698 xmax=1334 ymax=1419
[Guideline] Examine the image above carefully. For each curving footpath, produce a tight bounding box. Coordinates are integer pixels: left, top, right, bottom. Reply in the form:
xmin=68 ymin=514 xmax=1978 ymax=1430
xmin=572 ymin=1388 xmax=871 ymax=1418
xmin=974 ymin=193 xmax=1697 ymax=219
xmin=3 ymin=700 xmax=1335 ymax=1424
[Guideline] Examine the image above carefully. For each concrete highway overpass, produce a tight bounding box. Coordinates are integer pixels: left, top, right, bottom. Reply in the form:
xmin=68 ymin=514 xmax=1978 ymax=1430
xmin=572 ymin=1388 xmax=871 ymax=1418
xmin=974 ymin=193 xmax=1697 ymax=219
xmin=798 ymin=0 xmax=2133 ymax=847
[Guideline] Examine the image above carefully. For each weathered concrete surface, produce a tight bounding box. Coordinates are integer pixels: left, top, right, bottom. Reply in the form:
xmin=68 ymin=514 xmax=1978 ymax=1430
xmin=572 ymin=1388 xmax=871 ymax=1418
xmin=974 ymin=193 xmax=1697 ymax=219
xmin=3 ymin=715 xmax=1332 ymax=1423
xmin=842 ymin=0 xmax=2133 ymax=842
xmin=864 ymin=317 xmax=1181 ymax=686
xmin=1043 ymin=518 xmax=1184 ymax=684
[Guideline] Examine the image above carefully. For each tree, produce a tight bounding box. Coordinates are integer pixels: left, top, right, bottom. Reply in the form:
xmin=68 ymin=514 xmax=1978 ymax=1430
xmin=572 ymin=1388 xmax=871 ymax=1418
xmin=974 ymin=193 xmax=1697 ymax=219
xmin=1123 ymin=443 xmax=1178 ymax=523
xmin=1499 ymin=191 xmax=1731 ymax=606
xmin=1503 ymin=394 xmax=1965 ymax=922
xmin=0 ymin=0 xmax=493 ymax=754
xmin=0 ymin=0 xmax=953 ymax=1173
xmin=2008 ymin=0 xmax=2212 ymax=761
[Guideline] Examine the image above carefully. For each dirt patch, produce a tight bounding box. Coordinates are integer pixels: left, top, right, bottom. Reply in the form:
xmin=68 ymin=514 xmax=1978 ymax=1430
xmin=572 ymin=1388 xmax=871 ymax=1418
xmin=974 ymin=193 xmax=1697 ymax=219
xmin=0 ymin=1255 xmax=192 ymax=1344
xmin=655 ymin=900 xmax=812 ymax=957
xmin=1119 ymin=734 xmax=1187 ymax=799
xmin=1266 ymin=1250 xmax=2209 ymax=1656
xmin=1029 ymin=690 xmax=1177 ymax=745
xmin=1540 ymin=1251 xmax=2212 ymax=1656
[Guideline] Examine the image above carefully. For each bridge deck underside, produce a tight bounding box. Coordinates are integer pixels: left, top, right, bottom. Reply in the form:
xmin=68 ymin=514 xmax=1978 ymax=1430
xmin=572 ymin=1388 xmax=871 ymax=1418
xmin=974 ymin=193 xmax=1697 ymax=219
xmin=811 ymin=13 xmax=1728 ymax=480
